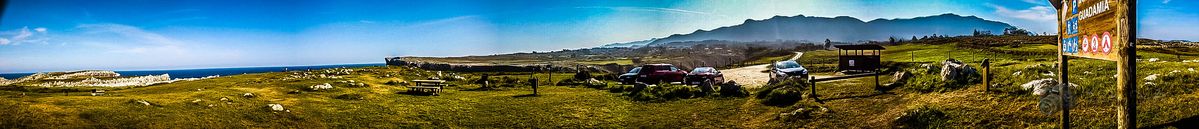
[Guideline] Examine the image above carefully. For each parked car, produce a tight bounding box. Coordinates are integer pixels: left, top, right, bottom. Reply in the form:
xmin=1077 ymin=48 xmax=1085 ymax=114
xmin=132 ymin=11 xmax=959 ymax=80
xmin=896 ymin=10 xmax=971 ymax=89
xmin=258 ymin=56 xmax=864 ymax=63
xmin=769 ymin=60 xmax=809 ymax=84
xmin=618 ymin=67 xmax=641 ymax=85
xmin=686 ymin=67 xmax=724 ymax=85
xmin=635 ymin=64 xmax=687 ymax=84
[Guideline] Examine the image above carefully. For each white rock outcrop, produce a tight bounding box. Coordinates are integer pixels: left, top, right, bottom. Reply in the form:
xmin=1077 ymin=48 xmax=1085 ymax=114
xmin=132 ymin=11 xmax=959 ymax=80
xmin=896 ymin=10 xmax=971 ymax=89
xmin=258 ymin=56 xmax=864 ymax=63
xmin=939 ymin=59 xmax=978 ymax=82
xmin=1020 ymin=78 xmax=1079 ymax=96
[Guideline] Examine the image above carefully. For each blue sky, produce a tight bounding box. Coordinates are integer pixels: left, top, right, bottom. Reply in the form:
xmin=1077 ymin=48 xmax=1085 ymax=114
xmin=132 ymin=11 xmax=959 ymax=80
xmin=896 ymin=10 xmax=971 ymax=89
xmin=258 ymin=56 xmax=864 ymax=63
xmin=0 ymin=0 xmax=1194 ymax=73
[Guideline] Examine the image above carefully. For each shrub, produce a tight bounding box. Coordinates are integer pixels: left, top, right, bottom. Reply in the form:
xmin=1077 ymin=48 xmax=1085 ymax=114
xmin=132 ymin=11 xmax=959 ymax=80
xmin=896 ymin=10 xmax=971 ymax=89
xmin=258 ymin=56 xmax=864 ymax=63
xmin=756 ymin=80 xmax=808 ymax=106
xmin=383 ymin=80 xmax=403 ymax=85
xmin=627 ymin=83 xmax=702 ymax=101
xmin=906 ymin=68 xmax=978 ymax=93
xmin=894 ymin=105 xmax=948 ymax=129
xmin=718 ymin=83 xmax=749 ymax=97
xmin=335 ymin=94 xmax=365 ymax=100
xmin=607 ymin=85 xmax=632 ymax=93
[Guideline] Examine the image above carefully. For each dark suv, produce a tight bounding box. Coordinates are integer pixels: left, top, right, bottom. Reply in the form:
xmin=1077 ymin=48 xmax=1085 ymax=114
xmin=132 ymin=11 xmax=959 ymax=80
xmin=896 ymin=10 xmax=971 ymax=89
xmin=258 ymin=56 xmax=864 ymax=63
xmin=635 ymin=64 xmax=687 ymax=84
xmin=769 ymin=60 xmax=808 ymax=84
xmin=685 ymin=67 xmax=724 ymax=85
xmin=617 ymin=67 xmax=641 ymax=85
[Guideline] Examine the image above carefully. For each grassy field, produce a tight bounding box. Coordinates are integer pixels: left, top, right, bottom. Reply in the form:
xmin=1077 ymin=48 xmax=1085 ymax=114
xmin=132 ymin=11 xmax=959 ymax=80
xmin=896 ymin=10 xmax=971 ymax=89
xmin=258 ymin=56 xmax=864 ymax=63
xmin=2 ymin=37 xmax=1198 ymax=128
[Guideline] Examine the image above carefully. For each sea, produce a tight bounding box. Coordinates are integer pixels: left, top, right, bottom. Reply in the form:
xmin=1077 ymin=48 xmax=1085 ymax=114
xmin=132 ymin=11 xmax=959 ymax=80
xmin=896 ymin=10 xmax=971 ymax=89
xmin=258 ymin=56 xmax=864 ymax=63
xmin=0 ymin=63 xmax=386 ymax=79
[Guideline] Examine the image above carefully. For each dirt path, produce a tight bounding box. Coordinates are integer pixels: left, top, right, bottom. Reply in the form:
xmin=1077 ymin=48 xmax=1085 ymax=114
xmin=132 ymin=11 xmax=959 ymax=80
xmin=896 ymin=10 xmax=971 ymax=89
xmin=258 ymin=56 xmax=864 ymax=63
xmin=723 ymin=52 xmax=804 ymax=88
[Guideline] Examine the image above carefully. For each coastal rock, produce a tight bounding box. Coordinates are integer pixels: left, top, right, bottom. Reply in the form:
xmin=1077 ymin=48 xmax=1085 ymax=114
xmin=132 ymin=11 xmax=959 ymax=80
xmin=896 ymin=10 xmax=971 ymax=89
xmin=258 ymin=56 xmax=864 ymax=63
xmin=46 ymin=70 xmax=120 ymax=80
xmin=36 ymin=74 xmax=171 ymax=87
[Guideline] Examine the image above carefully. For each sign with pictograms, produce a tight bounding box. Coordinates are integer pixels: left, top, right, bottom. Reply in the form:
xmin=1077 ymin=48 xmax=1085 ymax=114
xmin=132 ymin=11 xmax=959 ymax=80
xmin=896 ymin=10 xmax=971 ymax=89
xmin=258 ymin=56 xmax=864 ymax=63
xmin=1058 ymin=0 xmax=1128 ymax=61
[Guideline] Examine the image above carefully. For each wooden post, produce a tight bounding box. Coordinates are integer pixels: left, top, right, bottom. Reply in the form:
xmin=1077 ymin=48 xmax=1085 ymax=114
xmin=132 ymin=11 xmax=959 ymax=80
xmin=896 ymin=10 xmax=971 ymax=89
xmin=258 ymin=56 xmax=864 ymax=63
xmin=531 ymin=78 xmax=539 ymax=95
xmin=1059 ymin=56 xmax=1070 ymax=128
xmin=809 ymin=76 xmax=817 ymax=101
xmin=982 ymin=58 xmax=990 ymax=92
xmin=1118 ymin=1 xmax=1138 ymax=128
xmin=548 ymin=65 xmax=553 ymax=86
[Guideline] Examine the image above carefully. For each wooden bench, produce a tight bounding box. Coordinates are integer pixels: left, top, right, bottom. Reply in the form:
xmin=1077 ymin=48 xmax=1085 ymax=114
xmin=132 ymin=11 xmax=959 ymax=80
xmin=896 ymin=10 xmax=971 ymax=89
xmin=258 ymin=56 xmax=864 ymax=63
xmin=408 ymin=80 xmax=446 ymax=95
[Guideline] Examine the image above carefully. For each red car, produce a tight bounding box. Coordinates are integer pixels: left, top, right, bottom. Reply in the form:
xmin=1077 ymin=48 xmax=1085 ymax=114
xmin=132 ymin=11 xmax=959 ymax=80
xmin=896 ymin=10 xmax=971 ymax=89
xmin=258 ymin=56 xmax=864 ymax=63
xmin=685 ymin=67 xmax=724 ymax=85
xmin=635 ymin=64 xmax=687 ymax=84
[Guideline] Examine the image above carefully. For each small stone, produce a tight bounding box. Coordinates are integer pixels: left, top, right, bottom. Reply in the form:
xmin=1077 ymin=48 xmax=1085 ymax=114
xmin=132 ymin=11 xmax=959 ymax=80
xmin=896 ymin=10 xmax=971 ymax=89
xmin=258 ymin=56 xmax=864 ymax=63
xmin=191 ymin=99 xmax=203 ymax=103
xmin=1145 ymin=74 xmax=1160 ymax=81
xmin=243 ymin=93 xmax=256 ymax=98
xmin=220 ymin=97 xmax=230 ymax=101
xmin=267 ymin=104 xmax=285 ymax=111
xmin=134 ymin=100 xmax=152 ymax=106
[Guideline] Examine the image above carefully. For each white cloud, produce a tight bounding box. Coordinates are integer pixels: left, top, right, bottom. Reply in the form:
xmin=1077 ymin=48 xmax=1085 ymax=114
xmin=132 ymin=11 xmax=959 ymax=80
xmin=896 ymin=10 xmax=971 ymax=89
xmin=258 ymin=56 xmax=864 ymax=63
xmin=13 ymin=27 xmax=33 ymax=41
xmin=991 ymin=4 xmax=1056 ymax=22
xmin=0 ymin=26 xmax=51 ymax=45
xmin=1163 ymin=0 xmax=1171 ymax=4
xmin=1022 ymin=0 xmax=1047 ymax=5
xmin=76 ymin=23 xmax=185 ymax=54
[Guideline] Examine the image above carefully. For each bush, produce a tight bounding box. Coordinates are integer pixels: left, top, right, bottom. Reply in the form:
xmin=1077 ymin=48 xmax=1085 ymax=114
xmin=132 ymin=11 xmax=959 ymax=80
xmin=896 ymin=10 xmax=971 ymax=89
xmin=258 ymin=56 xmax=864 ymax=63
xmin=718 ymin=82 xmax=749 ymax=97
xmin=383 ymin=80 xmax=403 ymax=86
xmin=627 ymin=83 xmax=702 ymax=101
xmin=756 ymin=80 xmax=808 ymax=106
xmin=894 ymin=105 xmax=948 ymax=129
xmin=607 ymin=85 xmax=632 ymax=93
xmin=335 ymin=94 xmax=365 ymax=100
xmin=907 ymin=70 xmax=977 ymax=93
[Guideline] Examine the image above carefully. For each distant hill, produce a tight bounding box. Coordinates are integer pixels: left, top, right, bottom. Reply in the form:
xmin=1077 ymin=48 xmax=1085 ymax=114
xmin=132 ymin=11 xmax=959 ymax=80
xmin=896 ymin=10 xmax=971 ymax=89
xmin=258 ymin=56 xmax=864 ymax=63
xmin=598 ymin=38 xmax=657 ymax=48
xmin=601 ymin=13 xmax=1015 ymax=48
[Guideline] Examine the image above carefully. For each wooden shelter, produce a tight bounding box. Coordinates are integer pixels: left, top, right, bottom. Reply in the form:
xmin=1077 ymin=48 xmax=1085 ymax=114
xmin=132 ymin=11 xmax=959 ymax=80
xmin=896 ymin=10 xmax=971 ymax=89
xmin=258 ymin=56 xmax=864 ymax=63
xmin=833 ymin=44 xmax=885 ymax=72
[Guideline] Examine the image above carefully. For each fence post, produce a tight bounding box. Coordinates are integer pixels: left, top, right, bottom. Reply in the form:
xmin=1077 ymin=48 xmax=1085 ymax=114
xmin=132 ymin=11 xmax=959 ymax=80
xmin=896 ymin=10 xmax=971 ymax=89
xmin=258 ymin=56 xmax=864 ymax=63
xmin=809 ymin=76 xmax=817 ymax=102
xmin=982 ymin=58 xmax=990 ymax=92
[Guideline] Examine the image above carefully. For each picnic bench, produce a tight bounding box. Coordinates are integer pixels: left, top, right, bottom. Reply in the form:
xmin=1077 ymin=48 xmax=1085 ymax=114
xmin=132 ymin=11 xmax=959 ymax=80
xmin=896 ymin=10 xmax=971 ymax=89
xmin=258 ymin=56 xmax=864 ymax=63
xmin=408 ymin=80 xmax=446 ymax=95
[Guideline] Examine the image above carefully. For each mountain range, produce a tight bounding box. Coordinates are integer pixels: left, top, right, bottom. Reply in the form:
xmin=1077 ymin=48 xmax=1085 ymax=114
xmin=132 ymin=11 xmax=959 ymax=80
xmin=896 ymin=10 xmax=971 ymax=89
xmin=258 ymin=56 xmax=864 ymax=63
xmin=599 ymin=13 xmax=1015 ymax=48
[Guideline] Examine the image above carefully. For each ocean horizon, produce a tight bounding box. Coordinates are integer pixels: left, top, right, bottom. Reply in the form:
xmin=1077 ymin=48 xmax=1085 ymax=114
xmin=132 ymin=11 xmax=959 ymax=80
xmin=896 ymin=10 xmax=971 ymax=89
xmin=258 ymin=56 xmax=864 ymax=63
xmin=0 ymin=63 xmax=386 ymax=79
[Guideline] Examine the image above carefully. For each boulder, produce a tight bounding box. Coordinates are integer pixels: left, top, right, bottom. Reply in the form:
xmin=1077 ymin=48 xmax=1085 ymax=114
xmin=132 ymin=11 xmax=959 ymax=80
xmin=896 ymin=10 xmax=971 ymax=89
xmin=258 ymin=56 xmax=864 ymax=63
xmin=1020 ymin=78 xmax=1079 ymax=96
xmin=892 ymin=71 xmax=911 ymax=82
xmin=919 ymin=64 xmax=940 ymax=74
xmin=887 ymin=71 xmax=912 ymax=87
xmin=309 ymin=83 xmax=334 ymax=91
xmin=1144 ymin=74 xmax=1160 ymax=81
xmin=267 ymin=104 xmax=285 ymax=111
xmin=586 ymin=78 xmax=603 ymax=85
xmin=938 ymin=59 xmax=978 ymax=82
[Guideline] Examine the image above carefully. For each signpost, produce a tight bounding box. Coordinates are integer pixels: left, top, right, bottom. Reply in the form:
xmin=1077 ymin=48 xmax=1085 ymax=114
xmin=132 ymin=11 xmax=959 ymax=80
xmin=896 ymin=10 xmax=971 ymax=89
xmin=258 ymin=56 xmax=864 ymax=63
xmin=1051 ymin=0 xmax=1135 ymax=128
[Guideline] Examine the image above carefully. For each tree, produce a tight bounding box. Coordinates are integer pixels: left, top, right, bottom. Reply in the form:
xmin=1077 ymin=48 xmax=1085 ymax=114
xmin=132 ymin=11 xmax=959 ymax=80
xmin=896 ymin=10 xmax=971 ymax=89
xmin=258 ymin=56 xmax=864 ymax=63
xmin=911 ymin=36 xmax=918 ymax=42
xmin=824 ymin=39 xmax=832 ymax=49
xmin=1003 ymin=27 xmax=1031 ymax=36
xmin=888 ymin=37 xmax=897 ymax=44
